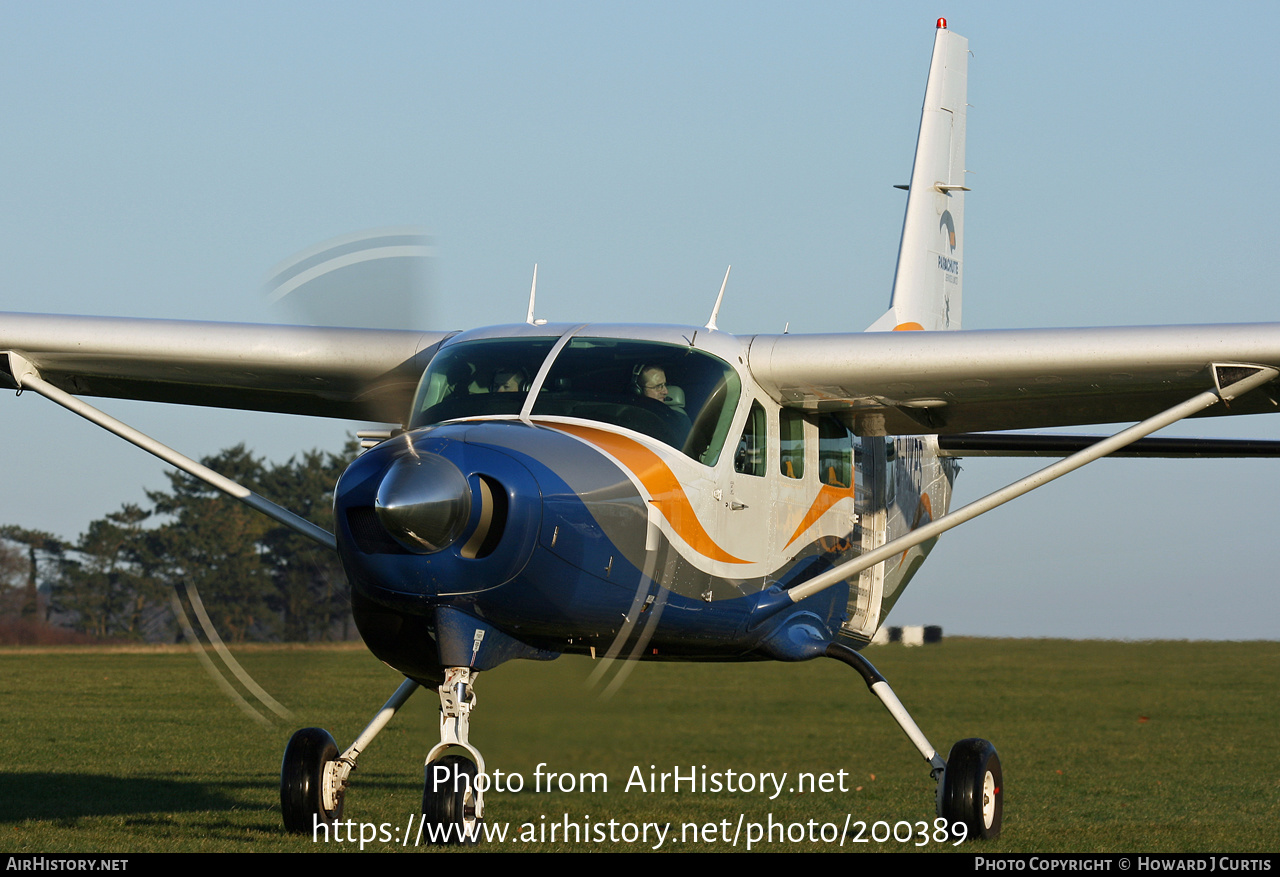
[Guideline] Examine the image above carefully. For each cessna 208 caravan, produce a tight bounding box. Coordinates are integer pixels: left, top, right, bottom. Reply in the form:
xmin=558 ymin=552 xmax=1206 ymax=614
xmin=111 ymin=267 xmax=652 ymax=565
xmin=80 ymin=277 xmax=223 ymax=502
xmin=4 ymin=20 xmax=1280 ymax=842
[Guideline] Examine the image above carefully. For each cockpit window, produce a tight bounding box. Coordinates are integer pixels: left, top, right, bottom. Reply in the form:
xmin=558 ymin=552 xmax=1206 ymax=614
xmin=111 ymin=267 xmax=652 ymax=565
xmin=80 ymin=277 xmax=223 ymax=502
xmin=409 ymin=336 xmax=742 ymax=466
xmin=409 ymin=337 xmax=556 ymax=428
xmin=532 ymin=338 xmax=741 ymax=465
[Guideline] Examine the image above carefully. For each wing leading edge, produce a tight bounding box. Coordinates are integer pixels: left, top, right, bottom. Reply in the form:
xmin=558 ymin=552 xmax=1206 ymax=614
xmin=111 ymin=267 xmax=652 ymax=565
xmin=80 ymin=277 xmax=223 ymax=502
xmin=0 ymin=312 xmax=451 ymax=423
xmin=7 ymin=314 xmax=1280 ymax=436
xmin=747 ymin=323 xmax=1280 ymax=435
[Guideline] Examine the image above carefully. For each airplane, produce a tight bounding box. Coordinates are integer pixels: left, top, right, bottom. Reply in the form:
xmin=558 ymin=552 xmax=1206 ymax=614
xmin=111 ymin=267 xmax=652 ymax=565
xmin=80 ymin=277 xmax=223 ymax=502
xmin=4 ymin=19 xmax=1280 ymax=844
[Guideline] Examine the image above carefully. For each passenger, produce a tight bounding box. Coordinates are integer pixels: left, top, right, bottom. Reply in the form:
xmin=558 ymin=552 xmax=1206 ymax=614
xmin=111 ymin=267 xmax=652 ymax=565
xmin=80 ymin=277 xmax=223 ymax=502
xmin=443 ymin=360 xmax=474 ymax=398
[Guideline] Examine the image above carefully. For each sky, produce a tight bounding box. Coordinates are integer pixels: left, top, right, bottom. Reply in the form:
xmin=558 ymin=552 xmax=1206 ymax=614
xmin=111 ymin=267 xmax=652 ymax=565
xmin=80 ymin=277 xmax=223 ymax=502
xmin=1 ymin=1 xmax=1277 ymax=640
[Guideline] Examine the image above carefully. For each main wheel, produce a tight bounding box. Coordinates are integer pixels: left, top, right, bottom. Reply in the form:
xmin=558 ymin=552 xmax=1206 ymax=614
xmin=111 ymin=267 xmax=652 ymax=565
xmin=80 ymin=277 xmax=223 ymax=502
xmin=422 ymin=754 xmax=482 ymax=845
xmin=940 ymin=738 xmax=1002 ymax=840
xmin=281 ymin=727 xmax=344 ymax=834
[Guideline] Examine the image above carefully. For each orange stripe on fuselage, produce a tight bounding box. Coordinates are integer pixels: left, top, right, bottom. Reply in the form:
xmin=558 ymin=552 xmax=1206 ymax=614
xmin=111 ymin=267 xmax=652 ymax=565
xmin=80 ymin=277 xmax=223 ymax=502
xmin=539 ymin=421 xmax=750 ymax=565
xmin=893 ymin=322 xmax=924 ymax=331
xmin=784 ymin=483 xmax=856 ymax=549
xmin=895 ymin=493 xmax=934 ymax=569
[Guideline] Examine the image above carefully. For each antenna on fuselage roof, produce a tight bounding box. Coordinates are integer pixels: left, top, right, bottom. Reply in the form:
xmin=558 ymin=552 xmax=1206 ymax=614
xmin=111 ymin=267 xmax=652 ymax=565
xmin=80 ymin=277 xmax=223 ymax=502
xmin=525 ymin=264 xmax=546 ymax=325
xmin=705 ymin=265 xmax=731 ymax=330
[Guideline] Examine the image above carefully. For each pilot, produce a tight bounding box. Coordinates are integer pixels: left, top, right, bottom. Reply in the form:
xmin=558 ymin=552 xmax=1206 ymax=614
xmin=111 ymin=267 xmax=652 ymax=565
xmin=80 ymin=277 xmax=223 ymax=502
xmin=634 ymin=363 xmax=690 ymax=438
xmin=634 ymin=365 xmax=669 ymax=402
xmin=491 ymin=366 xmax=527 ymax=393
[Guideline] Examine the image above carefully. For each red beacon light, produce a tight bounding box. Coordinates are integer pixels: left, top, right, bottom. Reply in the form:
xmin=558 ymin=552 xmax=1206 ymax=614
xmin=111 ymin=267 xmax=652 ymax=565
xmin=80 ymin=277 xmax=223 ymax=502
xmin=937 ymin=17 xmax=947 ymax=29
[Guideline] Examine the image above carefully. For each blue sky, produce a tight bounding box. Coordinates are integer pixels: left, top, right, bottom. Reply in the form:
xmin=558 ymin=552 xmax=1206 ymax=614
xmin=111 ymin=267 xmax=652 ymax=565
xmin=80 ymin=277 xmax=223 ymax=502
xmin=2 ymin=2 xmax=1277 ymax=638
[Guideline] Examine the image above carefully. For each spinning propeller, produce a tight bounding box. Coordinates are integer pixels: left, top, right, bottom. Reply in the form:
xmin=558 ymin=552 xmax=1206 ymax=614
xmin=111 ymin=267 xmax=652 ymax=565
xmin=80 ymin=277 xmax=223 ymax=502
xmin=178 ymin=227 xmax=435 ymax=723
xmin=264 ymin=227 xmax=434 ymax=331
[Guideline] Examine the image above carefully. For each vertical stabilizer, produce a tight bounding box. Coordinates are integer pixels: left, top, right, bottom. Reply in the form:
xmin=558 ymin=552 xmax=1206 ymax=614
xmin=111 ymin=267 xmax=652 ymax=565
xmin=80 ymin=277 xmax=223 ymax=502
xmin=868 ymin=20 xmax=968 ymax=332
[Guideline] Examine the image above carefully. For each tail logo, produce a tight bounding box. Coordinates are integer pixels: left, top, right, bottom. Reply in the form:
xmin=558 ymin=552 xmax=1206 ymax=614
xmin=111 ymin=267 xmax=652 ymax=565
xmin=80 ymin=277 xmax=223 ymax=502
xmin=937 ymin=210 xmax=960 ymax=278
xmin=939 ymin=210 xmax=957 ymax=252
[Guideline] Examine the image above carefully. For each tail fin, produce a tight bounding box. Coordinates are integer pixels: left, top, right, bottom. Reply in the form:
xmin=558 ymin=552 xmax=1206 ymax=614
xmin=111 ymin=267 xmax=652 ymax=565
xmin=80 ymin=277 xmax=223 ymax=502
xmin=867 ymin=20 xmax=968 ymax=333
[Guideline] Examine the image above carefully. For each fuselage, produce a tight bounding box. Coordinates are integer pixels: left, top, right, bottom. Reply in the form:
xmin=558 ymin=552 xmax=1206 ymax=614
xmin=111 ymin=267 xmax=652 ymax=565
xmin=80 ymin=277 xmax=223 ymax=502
xmin=333 ymin=323 xmax=957 ymax=684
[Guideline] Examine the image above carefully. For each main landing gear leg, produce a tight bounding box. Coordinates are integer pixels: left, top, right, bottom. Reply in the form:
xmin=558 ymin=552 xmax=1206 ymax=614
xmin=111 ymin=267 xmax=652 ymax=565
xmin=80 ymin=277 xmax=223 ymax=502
xmin=826 ymin=642 xmax=1002 ymax=841
xmin=421 ymin=667 xmax=486 ymax=845
xmin=281 ymin=677 xmax=421 ymax=834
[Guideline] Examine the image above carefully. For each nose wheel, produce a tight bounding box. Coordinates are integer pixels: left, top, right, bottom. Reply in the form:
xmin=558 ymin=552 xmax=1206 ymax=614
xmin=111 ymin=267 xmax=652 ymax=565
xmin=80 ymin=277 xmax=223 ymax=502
xmin=423 ymin=753 xmax=482 ymax=845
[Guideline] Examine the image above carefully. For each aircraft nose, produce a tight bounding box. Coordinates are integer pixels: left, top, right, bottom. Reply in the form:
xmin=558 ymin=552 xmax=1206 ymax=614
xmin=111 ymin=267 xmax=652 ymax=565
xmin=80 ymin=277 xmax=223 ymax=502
xmin=374 ymin=452 xmax=472 ymax=553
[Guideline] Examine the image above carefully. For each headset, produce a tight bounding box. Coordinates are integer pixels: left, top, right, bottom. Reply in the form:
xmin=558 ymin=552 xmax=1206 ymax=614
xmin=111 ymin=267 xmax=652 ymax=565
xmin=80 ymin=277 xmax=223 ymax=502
xmin=631 ymin=363 xmax=650 ymax=395
xmin=632 ymin=363 xmax=668 ymax=397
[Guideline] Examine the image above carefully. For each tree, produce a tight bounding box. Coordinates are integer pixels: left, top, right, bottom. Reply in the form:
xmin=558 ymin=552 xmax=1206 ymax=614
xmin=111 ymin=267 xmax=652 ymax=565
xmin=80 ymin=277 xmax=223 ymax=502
xmin=0 ymin=526 xmax=64 ymax=622
xmin=147 ymin=445 xmax=276 ymax=642
xmin=0 ymin=540 xmax=25 ymax=617
xmin=56 ymin=504 xmax=168 ymax=640
xmin=260 ymin=443 xmax=357 ymax=641
xmin=4 ymin=440 xmax=358 ymax=643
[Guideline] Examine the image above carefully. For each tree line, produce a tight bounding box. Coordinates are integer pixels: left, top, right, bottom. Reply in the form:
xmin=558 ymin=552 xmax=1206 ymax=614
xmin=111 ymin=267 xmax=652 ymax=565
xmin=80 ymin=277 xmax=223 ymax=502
xmin=0 ymin=442 xmax=357 ymax=644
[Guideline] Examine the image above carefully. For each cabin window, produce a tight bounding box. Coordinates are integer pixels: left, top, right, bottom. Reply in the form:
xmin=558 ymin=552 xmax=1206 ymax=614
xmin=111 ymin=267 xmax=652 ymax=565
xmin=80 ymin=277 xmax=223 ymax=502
xmin=779 ymin=408 xmax=805 ymax=479
xmin=817 ymin=413 xmax=853 ymax=488
xmin=733 ymin=400 xmax=767 ymax=477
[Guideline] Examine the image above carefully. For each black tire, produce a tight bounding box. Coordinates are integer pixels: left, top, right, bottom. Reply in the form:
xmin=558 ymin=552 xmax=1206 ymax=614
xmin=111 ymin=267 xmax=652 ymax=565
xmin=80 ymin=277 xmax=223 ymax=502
xmin=940 ymin=738 xmax=1002 ymax=840
xmin=422 ymin=754 xmax=482 ymax=845
xmin=281 ymin=727 xmax=343 ymax=834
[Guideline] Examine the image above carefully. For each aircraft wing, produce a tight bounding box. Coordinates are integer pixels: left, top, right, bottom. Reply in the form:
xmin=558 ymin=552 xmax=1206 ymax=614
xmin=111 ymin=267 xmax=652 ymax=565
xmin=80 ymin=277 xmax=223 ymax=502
xmin=0 ymin=313 xmax=452 ymax=423
xmin=747 ymin=324 xmax=1280 ymax=435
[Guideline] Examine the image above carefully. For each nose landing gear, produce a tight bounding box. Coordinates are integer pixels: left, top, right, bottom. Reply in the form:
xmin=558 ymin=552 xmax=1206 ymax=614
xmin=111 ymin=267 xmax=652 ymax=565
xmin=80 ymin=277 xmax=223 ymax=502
xmin=421 ymin=667 xmax=485 ymax=845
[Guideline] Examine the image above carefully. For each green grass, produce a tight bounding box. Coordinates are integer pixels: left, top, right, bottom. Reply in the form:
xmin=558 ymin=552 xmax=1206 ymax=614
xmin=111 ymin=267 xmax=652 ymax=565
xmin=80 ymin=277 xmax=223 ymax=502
xmin=2 ymin=639 xmax=1277 ymax=853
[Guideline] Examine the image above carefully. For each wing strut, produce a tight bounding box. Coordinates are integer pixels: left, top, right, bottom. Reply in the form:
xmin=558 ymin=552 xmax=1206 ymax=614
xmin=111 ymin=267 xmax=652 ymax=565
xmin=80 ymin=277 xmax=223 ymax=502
xmin=786 ymin=363 xmax=1279 ymax=605
xmin=4 ymin=352 xmax=337 ymax=551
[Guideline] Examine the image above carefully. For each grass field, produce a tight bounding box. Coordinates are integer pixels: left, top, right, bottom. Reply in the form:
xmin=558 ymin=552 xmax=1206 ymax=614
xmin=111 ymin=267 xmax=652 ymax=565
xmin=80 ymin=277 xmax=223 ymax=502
xmin=2 ymin=639 xmax=1277 ymax=853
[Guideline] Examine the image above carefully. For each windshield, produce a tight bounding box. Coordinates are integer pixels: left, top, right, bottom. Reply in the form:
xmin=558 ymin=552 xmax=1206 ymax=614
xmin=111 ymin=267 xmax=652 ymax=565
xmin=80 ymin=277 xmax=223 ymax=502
xmin=409 ymin=335 xmax=741 ymax=466
xmin=531 ymin=338 xmax=740 ymax=465
xmin=409 ymin=337 xmax=557 ymax=427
